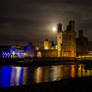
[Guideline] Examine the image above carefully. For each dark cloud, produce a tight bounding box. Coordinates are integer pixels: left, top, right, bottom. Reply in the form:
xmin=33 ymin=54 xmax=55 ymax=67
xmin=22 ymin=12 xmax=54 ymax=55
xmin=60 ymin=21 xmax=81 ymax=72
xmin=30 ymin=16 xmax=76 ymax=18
xmin=0 ymin=0 xmax=92 ymax=45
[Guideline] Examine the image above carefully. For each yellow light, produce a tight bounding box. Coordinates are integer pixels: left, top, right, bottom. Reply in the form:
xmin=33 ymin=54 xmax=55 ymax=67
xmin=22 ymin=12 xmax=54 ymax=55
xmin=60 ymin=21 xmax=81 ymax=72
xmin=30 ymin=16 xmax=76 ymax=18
xmin=24 ymin=53 xmax=28 ymax=56
xmin=12 ymin=52 xmax=15 ymax=56
xmin=52 ymin=27 xmax=56 ymax=32
xmin=36 ymin=46 xmax=39 ymax=51
xmin=56 ymin=45 xmax=57 ymax=49
xmin=37 ymin=51 xmax=42 ymax=57
xmin=45 ymin=46 xmax=48 ymax=50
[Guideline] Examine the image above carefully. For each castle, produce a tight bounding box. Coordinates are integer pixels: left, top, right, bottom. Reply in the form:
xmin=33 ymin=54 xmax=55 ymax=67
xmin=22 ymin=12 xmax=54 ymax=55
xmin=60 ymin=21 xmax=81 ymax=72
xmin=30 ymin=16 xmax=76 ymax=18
xmin=37 ymin=20 xmax=88 ymax=58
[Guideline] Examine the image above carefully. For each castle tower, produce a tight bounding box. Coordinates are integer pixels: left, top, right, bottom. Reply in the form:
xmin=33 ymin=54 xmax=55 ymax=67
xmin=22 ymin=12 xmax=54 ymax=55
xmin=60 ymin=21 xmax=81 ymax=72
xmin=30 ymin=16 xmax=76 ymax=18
xmin=44 ymin=39 xmax=52 ymax=50
xmin=76 ymin=30 xmax=88 ymax=56
xmin=57 ymin=23 xmax=63 ymax=57
xmin=62 ymin=20 xmax=76 ymax=57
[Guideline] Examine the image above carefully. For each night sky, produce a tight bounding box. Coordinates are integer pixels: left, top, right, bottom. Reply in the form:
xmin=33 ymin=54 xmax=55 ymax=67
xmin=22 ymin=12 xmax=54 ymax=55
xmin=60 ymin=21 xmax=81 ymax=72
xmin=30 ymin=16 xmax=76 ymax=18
xmin=0 ymin=0 xmax=92 ymax=45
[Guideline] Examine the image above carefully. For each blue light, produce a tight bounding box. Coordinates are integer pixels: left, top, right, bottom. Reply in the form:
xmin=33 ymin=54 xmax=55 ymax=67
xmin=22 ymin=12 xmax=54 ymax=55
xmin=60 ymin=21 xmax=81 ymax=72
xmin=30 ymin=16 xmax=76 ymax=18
xmin=19 ymin=68 xmax=23 ymax=85
xmin=11 ymin=47 xmax=16 ymax=52
xmin=0 ymin=67 xmax=12 ymax=87
xmin=2 ymin=51 xmax=12 ymax=58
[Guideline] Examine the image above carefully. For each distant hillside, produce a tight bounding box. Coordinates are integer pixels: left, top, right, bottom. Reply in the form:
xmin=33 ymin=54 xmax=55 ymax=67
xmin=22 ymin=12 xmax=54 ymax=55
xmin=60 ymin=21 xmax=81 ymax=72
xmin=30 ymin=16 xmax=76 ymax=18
xmin=88 ymin=41 xmax=92 ymax=50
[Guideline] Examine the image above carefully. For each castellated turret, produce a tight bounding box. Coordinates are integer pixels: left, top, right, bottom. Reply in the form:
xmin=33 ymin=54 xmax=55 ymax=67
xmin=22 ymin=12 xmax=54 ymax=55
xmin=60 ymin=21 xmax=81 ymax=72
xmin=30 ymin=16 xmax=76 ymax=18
xmin=62 ymin=20 xmax=76 ymax=57
xmin=57 ymin=23 xmax=63 ymax=57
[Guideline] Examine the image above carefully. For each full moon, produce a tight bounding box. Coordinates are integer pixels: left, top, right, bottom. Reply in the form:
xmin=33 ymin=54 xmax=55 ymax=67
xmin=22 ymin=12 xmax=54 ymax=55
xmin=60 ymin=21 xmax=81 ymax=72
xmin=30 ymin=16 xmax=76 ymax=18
xmin=52 ymin=27 xmax=56 ymax=32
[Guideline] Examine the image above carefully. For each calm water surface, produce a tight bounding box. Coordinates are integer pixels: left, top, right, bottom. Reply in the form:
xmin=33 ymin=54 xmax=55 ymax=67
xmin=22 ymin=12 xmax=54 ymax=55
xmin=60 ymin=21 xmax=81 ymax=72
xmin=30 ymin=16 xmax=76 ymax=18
xmin=0 ymin=64 xmax=92 ymax=87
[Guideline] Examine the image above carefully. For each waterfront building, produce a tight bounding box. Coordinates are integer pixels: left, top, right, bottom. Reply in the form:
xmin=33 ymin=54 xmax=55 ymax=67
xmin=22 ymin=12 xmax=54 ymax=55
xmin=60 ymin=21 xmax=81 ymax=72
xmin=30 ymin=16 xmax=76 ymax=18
xmin=76 ymin=30 xmax=88 ymax=56
xmin=57 ymin=23 xmax=63 ymax=57
xmin=0 ymin=42 xmax=36 ymax=58
xmin=40 ymin=50 xmax=58 ymax=58
xmin=24 ymin=42 xmax=36 ymax=57
xmin=44 ymin=39 xmax=52 ymax=50
xmin=62 ymin=20 xmax=76 ymax=57
xmin=37 ymin=39 xmax=57 ymax=58
xmin=0 ymin=45 xmax=25 ymax=58
xmin=11 ymin=46 xmax=24 ymax=58
xmin=0 ymin=45 xmax=11 ymax=58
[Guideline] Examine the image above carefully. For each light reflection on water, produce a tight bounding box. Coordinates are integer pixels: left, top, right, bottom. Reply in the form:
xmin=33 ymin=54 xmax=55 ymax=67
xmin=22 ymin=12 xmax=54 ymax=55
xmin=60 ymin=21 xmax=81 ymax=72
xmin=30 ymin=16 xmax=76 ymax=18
xmin=0 ymin=64 xmax=92 ymax=87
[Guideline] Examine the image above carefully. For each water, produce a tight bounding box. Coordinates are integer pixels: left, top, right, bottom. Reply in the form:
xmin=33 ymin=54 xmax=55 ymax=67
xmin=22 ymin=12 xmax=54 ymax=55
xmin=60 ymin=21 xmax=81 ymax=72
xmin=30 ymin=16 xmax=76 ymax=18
xmin=0 ymin=64 xmax=92 ymax=87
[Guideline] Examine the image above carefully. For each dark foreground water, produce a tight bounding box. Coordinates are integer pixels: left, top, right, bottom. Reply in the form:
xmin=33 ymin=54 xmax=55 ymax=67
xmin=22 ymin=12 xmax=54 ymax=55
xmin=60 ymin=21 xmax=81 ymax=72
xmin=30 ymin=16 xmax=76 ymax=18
xmin=0 ymin=64 xmax=92 ymax=87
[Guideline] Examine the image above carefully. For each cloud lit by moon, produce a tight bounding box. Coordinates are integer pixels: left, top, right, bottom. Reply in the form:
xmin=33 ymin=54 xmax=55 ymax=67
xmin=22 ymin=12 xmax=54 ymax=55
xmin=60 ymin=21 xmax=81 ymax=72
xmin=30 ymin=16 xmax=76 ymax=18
xmin=0 ymin=0 xmax=92 ymax=45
